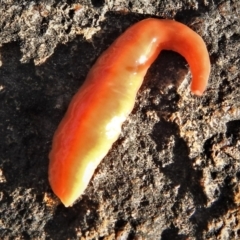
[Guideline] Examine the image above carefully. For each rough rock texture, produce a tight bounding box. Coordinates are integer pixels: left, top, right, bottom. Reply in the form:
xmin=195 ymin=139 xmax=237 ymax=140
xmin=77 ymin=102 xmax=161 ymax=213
xmin=0 ymin=0 xmax=240 ymax=239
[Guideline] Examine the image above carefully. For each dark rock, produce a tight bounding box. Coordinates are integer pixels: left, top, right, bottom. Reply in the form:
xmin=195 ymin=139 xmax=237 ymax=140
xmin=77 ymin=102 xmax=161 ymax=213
xmin=0 ymin=0 xmax=240 ymax=239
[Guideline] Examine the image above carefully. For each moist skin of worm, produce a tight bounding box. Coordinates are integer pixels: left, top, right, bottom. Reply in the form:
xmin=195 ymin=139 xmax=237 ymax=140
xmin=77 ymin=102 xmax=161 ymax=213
xmin=49 ymin=18 xmax=211 ymax=207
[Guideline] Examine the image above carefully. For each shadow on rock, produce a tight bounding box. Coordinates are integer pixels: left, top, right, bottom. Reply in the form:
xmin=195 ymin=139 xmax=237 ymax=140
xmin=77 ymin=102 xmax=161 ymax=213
xmin=0 ymin=35 xmax=95 ymax=238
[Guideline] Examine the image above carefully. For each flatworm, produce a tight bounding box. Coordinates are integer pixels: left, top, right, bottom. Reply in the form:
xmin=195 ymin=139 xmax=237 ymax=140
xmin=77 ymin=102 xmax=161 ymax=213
xmin=49 ymin=18 xmax=211 ymax=207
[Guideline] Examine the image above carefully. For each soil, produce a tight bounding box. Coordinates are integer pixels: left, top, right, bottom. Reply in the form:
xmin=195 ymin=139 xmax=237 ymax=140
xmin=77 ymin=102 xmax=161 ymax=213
xmin=0 ymin=0 xmax=240 ymax=239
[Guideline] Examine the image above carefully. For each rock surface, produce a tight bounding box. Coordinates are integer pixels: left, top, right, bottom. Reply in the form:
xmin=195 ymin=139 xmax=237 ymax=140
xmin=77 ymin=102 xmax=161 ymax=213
xmin=0 ymin=0 xmax=240 ymax=239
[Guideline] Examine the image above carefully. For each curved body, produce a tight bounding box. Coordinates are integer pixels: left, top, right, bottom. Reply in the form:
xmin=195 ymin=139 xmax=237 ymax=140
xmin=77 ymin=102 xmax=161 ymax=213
xmin=49 ymin=18 xmax=211 ymax=207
